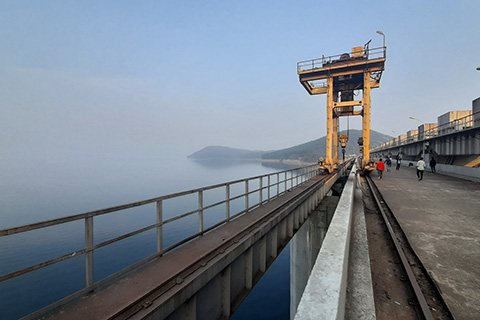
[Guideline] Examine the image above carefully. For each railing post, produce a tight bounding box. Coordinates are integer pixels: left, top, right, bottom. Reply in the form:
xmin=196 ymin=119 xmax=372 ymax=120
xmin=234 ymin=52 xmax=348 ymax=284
xmin=277 ymin=173 xmax=280 ymax=196
xmin=85 ymin=216 xmax=94 ymax=288
xmin=226 ymin=184 xmax=230 ymax=221
xmin=156 ymin=200 xmax=163 ymax=253
xmin=259 ymin=177 xmax=263 ymax=204
xmin=198 ymin=190 xmax=204 ymax=234
xmin=245 ymin=180 xmax=249 ymax=213
xmin=284 ymin=172 xmax=287 ymax=192
xmin=268 ymin=175 xmax=271 ymax=201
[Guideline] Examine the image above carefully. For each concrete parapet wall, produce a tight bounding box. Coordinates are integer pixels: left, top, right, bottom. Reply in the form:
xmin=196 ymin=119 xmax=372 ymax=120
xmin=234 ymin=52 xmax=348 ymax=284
xmin=397 ymin=162 xmax=480 ymax=182
xmin=436 ymin=164 xmax=480 ymax=183
xmin=438 ymin=110 xmax=472 ymax=126
xmin=474 ymin=97 xmax=480 ymax=127
xmin=294 ymin=165 xmax=357 ymax=320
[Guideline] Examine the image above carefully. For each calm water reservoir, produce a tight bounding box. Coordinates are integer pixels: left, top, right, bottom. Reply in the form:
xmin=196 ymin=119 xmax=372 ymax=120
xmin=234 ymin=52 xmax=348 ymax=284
xmin=1 ymin=155 xmax=298 ymax=319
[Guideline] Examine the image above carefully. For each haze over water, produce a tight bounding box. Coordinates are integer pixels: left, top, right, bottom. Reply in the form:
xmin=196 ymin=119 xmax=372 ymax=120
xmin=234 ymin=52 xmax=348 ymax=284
xmin=0 ymin=155 xmax=294 ymax=319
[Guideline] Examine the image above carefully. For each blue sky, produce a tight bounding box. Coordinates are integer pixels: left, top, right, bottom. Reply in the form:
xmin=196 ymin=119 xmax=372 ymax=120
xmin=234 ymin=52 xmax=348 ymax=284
xmin=1 ymin=0 xmax=479 ymax=159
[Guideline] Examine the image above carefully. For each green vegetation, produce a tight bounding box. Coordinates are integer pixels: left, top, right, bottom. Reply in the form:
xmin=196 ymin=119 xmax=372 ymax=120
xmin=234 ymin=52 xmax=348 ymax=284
xmin=188 ymin=130 xmax=392 ymax=163
xmin=262 ymin=130 xmax=391 ymax=163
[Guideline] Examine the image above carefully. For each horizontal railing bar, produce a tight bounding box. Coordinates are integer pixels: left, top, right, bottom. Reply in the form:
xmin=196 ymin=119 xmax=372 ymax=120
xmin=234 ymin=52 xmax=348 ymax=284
xmin=297 ymin=46 xmax=385 ymax=67
xmin=229 ymin=193 xmax=247 ymax=202
xmin=202 ymin=199 xmax=227 ymax=212
xmin=93 ymin=224 xmax=158 ymax=251
xmin=1 ymin=248 xmax=86 ymax=282
xmin=162 ymin=208 xmax=199 ymax=225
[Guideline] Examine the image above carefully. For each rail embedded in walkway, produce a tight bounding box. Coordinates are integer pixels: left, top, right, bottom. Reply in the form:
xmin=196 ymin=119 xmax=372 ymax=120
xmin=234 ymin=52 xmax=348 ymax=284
xmin=1 ymin=163 xmax=320 ymax=318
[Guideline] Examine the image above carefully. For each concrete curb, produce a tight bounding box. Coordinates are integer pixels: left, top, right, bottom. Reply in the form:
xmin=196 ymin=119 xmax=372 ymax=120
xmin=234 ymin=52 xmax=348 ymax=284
xmin=294 ymin=164 xmax=357 ymax=320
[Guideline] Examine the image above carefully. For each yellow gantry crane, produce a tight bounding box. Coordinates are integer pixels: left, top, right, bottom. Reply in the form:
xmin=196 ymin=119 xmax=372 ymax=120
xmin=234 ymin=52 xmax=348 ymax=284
xmin=297 ymin=38 xmax=386 ymax=173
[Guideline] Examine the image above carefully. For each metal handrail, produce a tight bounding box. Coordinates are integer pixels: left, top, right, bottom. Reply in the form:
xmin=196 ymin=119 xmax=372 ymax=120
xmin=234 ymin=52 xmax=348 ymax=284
xmin=373 ymin=111 xmax=480 ymax=151
xmin=297 ymin=46 xmax=386 ymax=72
xmin=0 ymin=164 xmax=319 ymax=302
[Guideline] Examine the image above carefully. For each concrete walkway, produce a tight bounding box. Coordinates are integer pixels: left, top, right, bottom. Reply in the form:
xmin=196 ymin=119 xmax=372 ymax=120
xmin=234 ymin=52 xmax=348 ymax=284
xmin=374 ymin=166 xmax=480 ymax=320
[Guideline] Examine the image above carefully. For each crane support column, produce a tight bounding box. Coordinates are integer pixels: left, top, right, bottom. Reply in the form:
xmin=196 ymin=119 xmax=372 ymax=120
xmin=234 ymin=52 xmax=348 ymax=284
xmin=326 ymin=77 xmax=334 ymax=169
xmin=362 ymin=71 xmax=371 ymax=167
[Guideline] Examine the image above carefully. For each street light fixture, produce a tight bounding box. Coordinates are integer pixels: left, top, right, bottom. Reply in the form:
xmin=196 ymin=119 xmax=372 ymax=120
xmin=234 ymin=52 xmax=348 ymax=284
xmin=409 ymin=117 xmax=426 ymax=159
xmin=376 ymin=30 xmax=386 ymax=55
xmin=409 ymin=116 xmax=424 ymax=124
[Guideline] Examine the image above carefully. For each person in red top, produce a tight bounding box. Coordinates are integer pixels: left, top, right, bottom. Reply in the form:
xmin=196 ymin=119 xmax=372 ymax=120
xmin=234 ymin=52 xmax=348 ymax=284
xmin=376 ymin=158 xmax=385 ymax=179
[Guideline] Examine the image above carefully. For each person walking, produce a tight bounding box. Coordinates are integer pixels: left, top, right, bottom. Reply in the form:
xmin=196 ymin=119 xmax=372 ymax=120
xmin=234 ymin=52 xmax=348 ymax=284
xmin=376 ymin=158 xmax=385 ymax=179
xmin=430 ymin=157 xmax=437 ymax=173
xmin=396 ymin=154 xmax=401 ymax=170
xmin=417 ymin=157 xmax=426 ymax=180
xmin=385 ymin=156 xmax=392 ymax=172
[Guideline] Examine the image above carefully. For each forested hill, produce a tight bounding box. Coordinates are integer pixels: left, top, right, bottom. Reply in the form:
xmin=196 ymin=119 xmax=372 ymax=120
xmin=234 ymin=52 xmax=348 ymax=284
xmin=261 ymin=129 xmax=391 ymax=163
xmin=188 ymin=130 xmax=391 ymax=163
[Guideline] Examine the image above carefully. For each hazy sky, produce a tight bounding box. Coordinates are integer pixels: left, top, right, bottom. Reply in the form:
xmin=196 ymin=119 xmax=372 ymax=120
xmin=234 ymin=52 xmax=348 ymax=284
xmin=1 ymin=1 xmax=479 ymax=159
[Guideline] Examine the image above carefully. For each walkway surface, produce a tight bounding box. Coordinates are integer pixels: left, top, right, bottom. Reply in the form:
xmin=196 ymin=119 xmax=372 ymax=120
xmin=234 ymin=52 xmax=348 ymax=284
xmin=374 ymin=166 xmax=480 ymax=320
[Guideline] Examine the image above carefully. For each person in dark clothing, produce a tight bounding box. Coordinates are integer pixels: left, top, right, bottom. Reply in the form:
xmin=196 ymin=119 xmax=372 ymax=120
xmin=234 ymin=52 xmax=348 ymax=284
xmin=385 ymin=157 xmax=392 ymax=171
xmin=430 ymin=157 xmax=437 ymax=173
xmin=396 ymin=154 xmax=401 ymax=170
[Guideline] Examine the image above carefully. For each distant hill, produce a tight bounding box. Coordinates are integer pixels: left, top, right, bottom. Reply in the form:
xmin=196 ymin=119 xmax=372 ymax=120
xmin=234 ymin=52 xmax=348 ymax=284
xmin=188 ymin=130 xmax=392 ymax=163
xmin=262 ymin=129 xmax=391 ymax=163
xmin=187 ymin=146 xmax=267 ymax=160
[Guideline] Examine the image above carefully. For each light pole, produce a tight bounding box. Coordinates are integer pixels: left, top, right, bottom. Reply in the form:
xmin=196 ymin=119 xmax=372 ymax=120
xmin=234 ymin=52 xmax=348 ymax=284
xmin=409 ymin=116 xmax=426 ymax=159
xmin=376 ymin=30 xmax=385 ymax=56
xmin=409 ymin=116 xmax=424 ymax=124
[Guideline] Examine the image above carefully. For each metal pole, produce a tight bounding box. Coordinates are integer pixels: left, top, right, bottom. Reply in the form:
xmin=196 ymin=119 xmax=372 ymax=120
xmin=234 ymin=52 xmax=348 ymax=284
xmin=226 ymin=184 xmax=230 ymax=221
xmin=268 ymin=175 xmax=271 ymax=201
xmin=245 ymin=180 xmax=249 ymax=213
xmin=259 ymin=177 xmax=263 ymax=204
xmin=156 ymin=200 xmax=163 ymax=253
xmin=198 ymin=190 xmax=204 ymax=234
xmin=85 ymin=216 xmax=94 ymax=288
xmin=277 ymin=173 xmax=279 ymax=196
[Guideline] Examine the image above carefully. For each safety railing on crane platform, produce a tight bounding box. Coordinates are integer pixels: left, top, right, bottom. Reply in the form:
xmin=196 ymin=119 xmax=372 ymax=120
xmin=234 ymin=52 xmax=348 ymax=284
xmin=0 ymin=163 xmax=320 ymax=318
xmin=372 ymin=110 xmax=480 ymax=150
xmin=297 ymin=46 xmax=386 ymax=73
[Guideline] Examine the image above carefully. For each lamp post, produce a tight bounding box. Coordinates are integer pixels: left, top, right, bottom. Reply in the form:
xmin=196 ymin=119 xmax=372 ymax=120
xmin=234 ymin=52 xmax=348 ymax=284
xmin=376 ymin=30 xmax=386 ymax=56
xmin=409 ymin=116 xmax=424 ymax=124
xmin=409 ymin=117 xmax=426 ymax=159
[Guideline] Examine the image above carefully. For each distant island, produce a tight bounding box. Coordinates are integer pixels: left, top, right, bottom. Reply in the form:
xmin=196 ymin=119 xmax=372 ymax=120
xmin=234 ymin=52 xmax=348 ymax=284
xmin=188 ymin=129 xmax=391 ymax=164
xmin=187 ymin=146 xmax=267 ymax=160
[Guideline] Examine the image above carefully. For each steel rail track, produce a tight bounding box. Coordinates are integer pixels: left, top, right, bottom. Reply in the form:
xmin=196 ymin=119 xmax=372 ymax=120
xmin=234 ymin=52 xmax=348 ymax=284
xmin=365 ymin=175 xmax=437 ymax=320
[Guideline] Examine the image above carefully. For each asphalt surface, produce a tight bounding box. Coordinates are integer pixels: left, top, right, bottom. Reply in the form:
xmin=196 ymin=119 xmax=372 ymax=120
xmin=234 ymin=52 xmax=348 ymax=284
xmin=374 ymin=166 xmax=480 ymax=320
